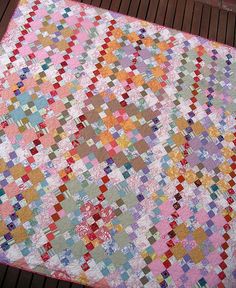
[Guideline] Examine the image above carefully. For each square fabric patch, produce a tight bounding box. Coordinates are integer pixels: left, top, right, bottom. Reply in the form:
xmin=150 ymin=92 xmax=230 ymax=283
xmin=0 ymin=0 xmax=236 ymax=287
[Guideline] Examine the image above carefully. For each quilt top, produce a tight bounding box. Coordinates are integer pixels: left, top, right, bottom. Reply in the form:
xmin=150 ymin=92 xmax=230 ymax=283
xmin=0 ymin=1 xmax=236 ymax=287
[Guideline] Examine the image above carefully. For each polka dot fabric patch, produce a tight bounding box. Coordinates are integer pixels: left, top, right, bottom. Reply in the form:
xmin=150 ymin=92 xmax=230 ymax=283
xmin=0 ymin=0 xmax=236 ymax=287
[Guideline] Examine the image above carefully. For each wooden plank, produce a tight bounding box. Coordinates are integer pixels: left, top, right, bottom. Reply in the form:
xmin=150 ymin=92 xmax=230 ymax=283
xmin=128 ymin=0 xmax=140 ymax=17
xmin=82 ymin=0 xmax=92 ymax=4
xmin=137 ymin=0 xmax=150 ymax=20
xmin=128 ymin=0 xmax=141 ymax=17
xmin=217 ymin=9 xmax=228 ymax=44
xmin=0 ymin=264 xmax=8 ymax=286
xmin=0 ymin=0 xmax=10 ymax=22
xmin=2 ymin=266 xmax=20 ymax=288
xmin=71 ymin=283 xmax=84 ymax=288
xmin=173 ymin=0 xmax=186 ymax=30
xmin=43 ymin=277 xmax=59 ymax=288
xmin=109 ymin=0 xmax=122 ymax=12
xmin=165 ymin=0 xmax=177 ymax=28
xmin=182 ymin=0 xmax=194 ymax=33
xmin=191 ymin=1 xmax=203 ymax=35
xmin=100 ymin=0 xmax=112 ymax=10
xmin=146 ymin=0 xmax=159 ymax=23
xmin=16 ymin=270 xmax=33 ymax=288
xmin=200 ymin=4 xmax=211 ymax=38
xmin=155 ymin=0 xmax=169 ymax=25
xmin=209 ymin=6 xmax=220 ymax=41
xmin=31 ymin=274 xmax=46 ymax=288
xmin=226 ymin=11 xmax=236 ymax=46
xmin=234 ymin=32 xmax=236 ymax=48
xmin=119 ymin=0 xmax=131 ymax=15
xmin=0 ymin=0 xmax=20 ymax=41
xmin=57 ymin=280 xmax=72 ymax=288
xmin=91 ymin=0 xmax=102 ymax=7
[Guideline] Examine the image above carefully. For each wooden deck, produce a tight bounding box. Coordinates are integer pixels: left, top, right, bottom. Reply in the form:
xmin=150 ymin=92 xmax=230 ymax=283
xmin=0 ymin=263 xmax=85 ymax=288
xmin=0 ymin=0 xmax=236 ymax=287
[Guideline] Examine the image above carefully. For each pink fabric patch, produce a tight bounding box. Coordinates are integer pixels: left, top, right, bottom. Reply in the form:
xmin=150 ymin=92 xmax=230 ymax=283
xmin=51 ymin=12 xmax=63 ymax=22
xmin=0 ymin=103 xmax=8 ymax=116
xmin=65 ymin=15 xmax=78 ymax=26
xmin=72 ymin=44 xmax=84 ymax=56
xmin=40 ymin=134 xmax=55 ymax=148
xmin=159 ymin=200 xmax=174 ymax=216
xmin=81 ymin=19 xmax=94 ymax=29
xmin=67 ymin=58 xmax=81 ymax=69
xmin=24 ymin=32 xmax=37 ymax=43
xmin=195 ymin=208 xmax=209 ymax=224
xmin=4 ymin=124 xmax=19 ymax=142
xmin=1 ymin=89 xmax=14 ymax=100
xmin=34 ymin=50 xmax=49 ymax=61
xmin=210 ymin=233 xmax=224 ymax=248
xmin=205 ymin=271 xmax=221 ymax=286
xmin=50 ymin=101 xmax=65 ymax=114
xmin=22 ymin=128 xmax=37 ymax=146
xmin=77 ymin=32 xmax=88 ymax=42
xmin=152 ymin=238 xmax=169 ymax=256
xmin=30 ymin=19 xmax=42 ymax=30
xmin=24 ymin=77 xmax=38 ymax=90
xmin=35 ymin=8 xmax=48 ymax=19
xmin=149 ymin=259 xmax=165 ymax=276
xmin=4 ymin=182 xmax=19 ymax=198
xmin=177 ymin=205 xmax=192 ymax=221
xmin=186 ymin=268 xmax=201 ymax=286
xmin=212 ymin=214 xmax=226 ymax=228
xmin=19 ymin=46 xmax=32 ymax=56
xmin=207 ymin=251 xmax=222 ymax=266
xmin=51 ymin=54 xmax=65 ymax=65
xmin=45 ymin=117 xmax=60 ymax=131
xmin=155 ymin=219 xmax=171 ymax=236
xmin=0 ymin=201 xmax=14 ymax=219
xmin=167 ymin=263 xmax=183 ymax=281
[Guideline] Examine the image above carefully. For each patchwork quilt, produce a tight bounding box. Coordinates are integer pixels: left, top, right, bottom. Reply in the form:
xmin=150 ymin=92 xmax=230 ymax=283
xmin=0 ymin=0 xmax=236 ymax=287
